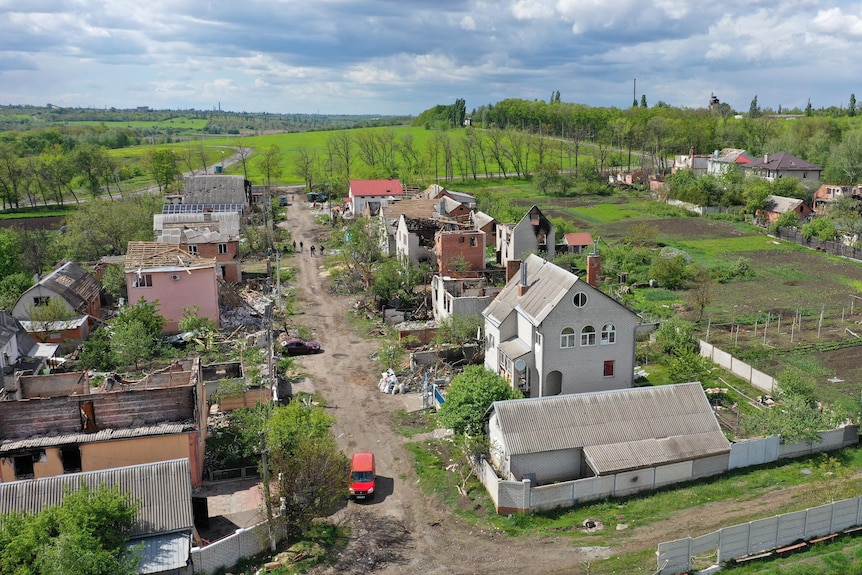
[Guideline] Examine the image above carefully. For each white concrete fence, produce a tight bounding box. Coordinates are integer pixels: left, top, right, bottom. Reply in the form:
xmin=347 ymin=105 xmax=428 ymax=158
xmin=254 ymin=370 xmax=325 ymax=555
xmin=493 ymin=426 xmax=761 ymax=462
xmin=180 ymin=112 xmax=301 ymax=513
xmin=699 ymin=340 xmax=776 ymax=393
xmin=657 ymin=495 xmax=862 ymax=574
xmin=476 ymin=427 xmax=858 ymax=515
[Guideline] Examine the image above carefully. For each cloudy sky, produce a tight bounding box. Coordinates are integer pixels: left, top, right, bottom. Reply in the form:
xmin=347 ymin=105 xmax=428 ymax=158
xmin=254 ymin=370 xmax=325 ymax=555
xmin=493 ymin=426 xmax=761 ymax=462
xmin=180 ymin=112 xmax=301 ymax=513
xmin=1 ymin=1 xmax=862 ymax=116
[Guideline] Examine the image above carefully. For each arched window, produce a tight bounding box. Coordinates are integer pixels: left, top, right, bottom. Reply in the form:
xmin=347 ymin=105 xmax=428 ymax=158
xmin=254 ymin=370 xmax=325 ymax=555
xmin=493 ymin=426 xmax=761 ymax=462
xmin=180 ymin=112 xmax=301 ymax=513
xmin=580 ymin=325 xmax=596 ymax=346
xmin=560 ymin=327 xmax=576 ymax=348
xmin=573 ymin=292 xmax=587 ymax=308
xmin=601 ymin=324 xmax=616 ymax=345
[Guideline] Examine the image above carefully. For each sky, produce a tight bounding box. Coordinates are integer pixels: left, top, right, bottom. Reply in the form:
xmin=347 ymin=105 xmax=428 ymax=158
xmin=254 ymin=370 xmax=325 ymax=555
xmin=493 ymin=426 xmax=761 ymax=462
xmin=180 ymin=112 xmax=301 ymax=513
xmin=2 ymin=1 xmax=862 ymax=116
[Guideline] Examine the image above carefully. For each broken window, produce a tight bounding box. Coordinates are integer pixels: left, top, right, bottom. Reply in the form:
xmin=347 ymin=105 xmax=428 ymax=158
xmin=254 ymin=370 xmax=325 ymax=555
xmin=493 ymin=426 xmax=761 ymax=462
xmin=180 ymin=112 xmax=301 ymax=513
xmin=13 ymin=453 xmax=35 ymax=479
xmin=33 ymin=296 xmax=50 ymax=307
xmin=470 ymin=236 xmax=477 ymax=247
xmin=60 ymin=445 xmax=82 ymax=473
xmin=132 ymin=274 xmax=153 ymax=288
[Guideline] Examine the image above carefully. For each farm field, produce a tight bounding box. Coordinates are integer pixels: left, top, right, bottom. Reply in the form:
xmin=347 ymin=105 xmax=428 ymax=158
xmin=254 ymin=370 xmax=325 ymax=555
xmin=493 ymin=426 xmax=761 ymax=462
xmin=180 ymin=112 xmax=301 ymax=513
xmin=454 ymin=184 xmax=862 ymax=412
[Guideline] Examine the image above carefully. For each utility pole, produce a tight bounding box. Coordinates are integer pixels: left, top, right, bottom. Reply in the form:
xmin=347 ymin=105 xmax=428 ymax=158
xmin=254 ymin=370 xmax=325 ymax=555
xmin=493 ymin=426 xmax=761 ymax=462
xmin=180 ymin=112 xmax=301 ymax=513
xmin=260 ymin=432 xmax=276 ymax=551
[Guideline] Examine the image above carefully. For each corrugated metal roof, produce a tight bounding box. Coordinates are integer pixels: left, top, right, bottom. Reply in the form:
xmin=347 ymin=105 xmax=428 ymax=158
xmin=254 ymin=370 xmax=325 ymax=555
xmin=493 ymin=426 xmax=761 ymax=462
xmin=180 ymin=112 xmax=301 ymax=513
xmin=38 ymin=261 xmax=101 ymax=313
xmin=764 ymin=195 xmax=804 ymax=214
xmin=498 ymin=337 xmax=531 ymax=359
xmin=483 ymin=254 xmax=577 ymax=326
xmin=491 ymin=383 xmax=729 ymax=464
xmin=132 ymin=532 xmax=191 ymax=574
xmin=0 ymin=459 xmax=194 ymax=536
xmin=584 ymin=432 xmax=731 ymax=474
xmin=0 ymin=422 xmax=194 ymax=453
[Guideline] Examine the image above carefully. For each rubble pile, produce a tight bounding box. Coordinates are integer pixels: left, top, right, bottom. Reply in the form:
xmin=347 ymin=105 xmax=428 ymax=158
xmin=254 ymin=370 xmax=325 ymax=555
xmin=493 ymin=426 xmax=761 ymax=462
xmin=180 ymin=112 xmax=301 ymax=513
xmin=220 ymin=284 xmax=271 ymax=330
xmin=330 ymin=511 xmax=411 ymax=574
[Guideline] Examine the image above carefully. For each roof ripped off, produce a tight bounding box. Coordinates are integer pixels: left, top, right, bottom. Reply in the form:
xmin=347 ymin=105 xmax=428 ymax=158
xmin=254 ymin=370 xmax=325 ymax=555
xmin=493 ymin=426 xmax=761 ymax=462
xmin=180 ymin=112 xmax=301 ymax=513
xmin=125 ymin=242 xmax=215 ymax=271
xmin=490 ymin=382 xmax=730 ymax=474
xmin=154 ymin=212 xmax=240 ymax=244
xmin=37 ymin=261 xmax=101 ymax=313
xmin=0 ymin=458 xmax=194 ymax=537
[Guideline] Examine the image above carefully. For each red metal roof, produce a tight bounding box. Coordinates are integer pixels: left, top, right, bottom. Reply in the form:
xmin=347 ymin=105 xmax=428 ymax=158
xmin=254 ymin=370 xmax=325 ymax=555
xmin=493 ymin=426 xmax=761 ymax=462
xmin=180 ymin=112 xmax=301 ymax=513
xmin=564 ymin=232 xmax=593 ymax=246
xmin=349 ymin=179 xmax=404 ymax=197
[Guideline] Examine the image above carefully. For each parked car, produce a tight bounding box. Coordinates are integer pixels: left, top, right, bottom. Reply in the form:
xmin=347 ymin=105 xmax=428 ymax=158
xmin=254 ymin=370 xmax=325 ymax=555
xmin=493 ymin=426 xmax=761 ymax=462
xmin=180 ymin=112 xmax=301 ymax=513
xmin=349 ymin=452 xmax=376 ymax=500
xmin=281 ymin=338 xmax=321 ymax=355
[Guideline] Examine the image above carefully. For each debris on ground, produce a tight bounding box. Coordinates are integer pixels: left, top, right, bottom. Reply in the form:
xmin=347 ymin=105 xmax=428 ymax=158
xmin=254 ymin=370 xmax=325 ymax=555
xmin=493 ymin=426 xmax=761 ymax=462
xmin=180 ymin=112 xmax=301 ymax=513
xmin=324 ymin=511 xmax=411 ymax=575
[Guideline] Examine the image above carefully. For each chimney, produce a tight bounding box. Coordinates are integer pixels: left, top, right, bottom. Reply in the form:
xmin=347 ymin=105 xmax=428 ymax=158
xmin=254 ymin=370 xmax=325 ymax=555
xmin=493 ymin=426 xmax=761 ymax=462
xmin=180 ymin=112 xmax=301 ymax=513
xmin=587 ymin=251 xmax=601 ymax=289
xmin=505 ymin=259 xmax=521 ymax=282
xmin=764 ymin=153 xmax=769 ymax=164
xmin=517 ymin=261 xmax=529 ymax=296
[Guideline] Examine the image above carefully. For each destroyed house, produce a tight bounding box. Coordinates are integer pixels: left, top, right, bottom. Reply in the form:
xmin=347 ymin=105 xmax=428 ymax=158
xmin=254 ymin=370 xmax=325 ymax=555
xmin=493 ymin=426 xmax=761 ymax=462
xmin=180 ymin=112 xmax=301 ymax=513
xmin=12 ymin=260 xmax=102 ymax=321
xmin=0 ymin=359 xmax=208 ymax=486
xmin=496 ymin=206 xmax=555 ymax=266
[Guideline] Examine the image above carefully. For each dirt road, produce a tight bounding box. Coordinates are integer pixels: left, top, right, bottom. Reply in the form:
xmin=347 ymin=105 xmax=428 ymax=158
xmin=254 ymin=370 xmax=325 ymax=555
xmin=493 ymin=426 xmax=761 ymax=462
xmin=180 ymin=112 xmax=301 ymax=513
xmin=282 ymin=196 xmax=593 ymax=575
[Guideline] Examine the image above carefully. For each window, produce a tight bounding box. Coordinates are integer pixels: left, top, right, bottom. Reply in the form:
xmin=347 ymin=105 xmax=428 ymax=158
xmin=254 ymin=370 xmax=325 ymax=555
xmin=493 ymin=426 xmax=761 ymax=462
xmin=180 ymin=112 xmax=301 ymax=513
xmin=218 ymin=243 xmax=228 ymax=254
xmin=13 ymin=454 xmax=35 ymax=479
xmin=132 ymin=274 xmax=153 ymax=288
xmin=187 ymin=245 xmax=198 ymax=255
xmin=603 ymin=360 xmax=615 ymax=377
xmin=573 ymin=292 xmax=587 ymax=308
xmin=560 ymin=327 xmax=576 ymax=348
xmin=33 ymin=296 xmax=50 ymax=307
xmin=470 ymin=236 xmax=477 ymax=247
xmin=580 ymin=325 xmax=596 ymax=346
xmin=60 ymin=445 xmax=82 ymax=473
xmin=601 ymin=324 xmax=616 ymax=345
xmin=535 ymin=331 xmax=543 ymax=347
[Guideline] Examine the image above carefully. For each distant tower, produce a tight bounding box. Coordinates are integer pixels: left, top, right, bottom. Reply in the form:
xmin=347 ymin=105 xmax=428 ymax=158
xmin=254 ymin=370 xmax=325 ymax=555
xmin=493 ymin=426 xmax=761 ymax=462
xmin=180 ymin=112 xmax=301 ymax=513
xmin=709 ymin=92 xmax=720 ymax=111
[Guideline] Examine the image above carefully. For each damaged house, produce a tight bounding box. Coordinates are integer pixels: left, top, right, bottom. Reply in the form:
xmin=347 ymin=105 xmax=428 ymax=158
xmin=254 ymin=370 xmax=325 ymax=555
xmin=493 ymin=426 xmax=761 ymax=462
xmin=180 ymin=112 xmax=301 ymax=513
xmin=0 ymin=359 xmax=208 ymax=487
xmin=12 ymin=260 xmax=103 ymax=322
xmin=153 ymin=211 xmax=243 ymax=283
xmin=125 ymin=242 xmax=220 ymax=333
xmin=496 ymin=206 xmax=555 ymax=266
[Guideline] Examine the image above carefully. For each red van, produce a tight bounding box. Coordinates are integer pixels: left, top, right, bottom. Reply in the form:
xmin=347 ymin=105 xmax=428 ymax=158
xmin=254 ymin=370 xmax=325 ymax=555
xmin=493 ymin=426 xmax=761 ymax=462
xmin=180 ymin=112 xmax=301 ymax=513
xmin=349 ymin=452 xmax=376 ymax=500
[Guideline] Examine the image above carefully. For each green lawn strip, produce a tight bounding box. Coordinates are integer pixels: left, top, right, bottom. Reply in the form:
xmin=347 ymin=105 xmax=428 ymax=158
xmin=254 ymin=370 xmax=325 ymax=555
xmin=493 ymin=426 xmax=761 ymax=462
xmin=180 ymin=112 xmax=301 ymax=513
xmin=0 ymin=205 xmax=76 ymax=219
xmin=723 ymin=535 xmax=862 ymax=574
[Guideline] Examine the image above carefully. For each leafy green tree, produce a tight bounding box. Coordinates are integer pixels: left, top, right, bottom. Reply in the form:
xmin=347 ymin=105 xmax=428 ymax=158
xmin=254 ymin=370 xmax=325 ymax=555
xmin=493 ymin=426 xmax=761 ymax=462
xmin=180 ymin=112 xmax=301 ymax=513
xmin=62 ymin=195 xmax=159 ymax=260
xmin=438 ymin=365 xmax=521 ymax=436
xmin=744 ymin=367 xmax=831 ymax=444
xmin=433 ymin=314 xmax=483 ymax=347
xmin=0 ymin=227 xmax=22 ymax=278
xmin=749 ymin=95 xmax=761 ymax=118
xmin=77 ymin=326 xmax=116 ymax=370
xmin=206 ymin=403 xmax=268 ymax=470
xmin=112 ymin=320 xmax=152 ymax=369
xmin=100 ymin=264 xmax=126 ymax=300
xmin=649 ymin=253 xmax=690 ymax=289
xmin=640 ymin=94 xmax=647 ymax=109
xmin=257 ymin=144 xmax=284 ymax=189
xmin=265 ymin=402 xmax=350 ymax=538
xmin=851 ymin=94 xmax=857 ymax=118
xmin=653 ymin=317 xmax=699 ymax=357
xmin=0 ymin=483 xmax=140 ymax=575
xmin=178 ymin=304 xmax=216 ymax=333
xmin=0 ymin=272 xmax=32 ymax=312
xmin=142 ymin=148 xmax=181 ymax=193
xmin=336 ymin=218 xmax=381 ymax=291
xmin=370 ymin=257 xmax=427 ymax=306
xmin=72 ymin=143 xmax=112 ymax=199
xmin=823 ymin=130 xmax=862 ymax=184
xmin=801 ymin=217 xmax=837 ymax=241
xmin=17 ymin=228 xmax=60 ymax=278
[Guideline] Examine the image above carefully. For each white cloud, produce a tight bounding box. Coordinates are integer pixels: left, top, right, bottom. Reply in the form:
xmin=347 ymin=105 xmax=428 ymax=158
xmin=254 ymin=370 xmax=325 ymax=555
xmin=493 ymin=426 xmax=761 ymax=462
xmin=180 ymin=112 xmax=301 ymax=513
xmin=460 ymin=15 xmax=477 ymax=30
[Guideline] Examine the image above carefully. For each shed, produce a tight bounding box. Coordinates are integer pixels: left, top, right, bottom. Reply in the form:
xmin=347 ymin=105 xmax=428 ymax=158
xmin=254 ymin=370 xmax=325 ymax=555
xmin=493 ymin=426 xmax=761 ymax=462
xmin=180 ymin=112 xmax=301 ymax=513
xmin=486 ymin=382 xmax=730 ymax=485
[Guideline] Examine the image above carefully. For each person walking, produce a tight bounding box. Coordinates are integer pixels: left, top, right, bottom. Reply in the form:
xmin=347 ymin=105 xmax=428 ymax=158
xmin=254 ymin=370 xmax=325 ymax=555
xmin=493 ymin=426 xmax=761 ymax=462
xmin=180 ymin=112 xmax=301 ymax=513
xmin=310 ymin=245 xmax=316 ymax=256
xmin=292 ymin=240 xmax=296 ymax=252
xmin=299 ymin=241 xmax=303 ymax=252
xmin=319 ymin=246 xmax=325 ymax=256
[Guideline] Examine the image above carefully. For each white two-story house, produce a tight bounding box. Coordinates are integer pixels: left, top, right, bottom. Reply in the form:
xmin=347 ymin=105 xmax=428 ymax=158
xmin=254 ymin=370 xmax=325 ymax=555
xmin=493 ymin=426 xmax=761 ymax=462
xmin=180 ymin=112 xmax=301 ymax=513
xmin=483 ymin=254 xmax=639 ymax=397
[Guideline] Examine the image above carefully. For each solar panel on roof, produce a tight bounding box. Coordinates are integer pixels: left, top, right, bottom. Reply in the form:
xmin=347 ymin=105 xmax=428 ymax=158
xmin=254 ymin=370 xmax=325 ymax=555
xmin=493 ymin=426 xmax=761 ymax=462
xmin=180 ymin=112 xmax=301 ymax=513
xmin=161 ymin=204 xmax=244 ymax=214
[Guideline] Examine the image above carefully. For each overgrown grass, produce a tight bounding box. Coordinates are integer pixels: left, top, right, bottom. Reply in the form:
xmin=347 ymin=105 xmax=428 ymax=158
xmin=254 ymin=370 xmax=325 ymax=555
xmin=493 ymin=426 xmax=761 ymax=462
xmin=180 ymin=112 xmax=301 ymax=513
xmin=392 ymin=409 xmax=437 ymax=438
xmin=0 ymin=205 xmax=77 ymax=219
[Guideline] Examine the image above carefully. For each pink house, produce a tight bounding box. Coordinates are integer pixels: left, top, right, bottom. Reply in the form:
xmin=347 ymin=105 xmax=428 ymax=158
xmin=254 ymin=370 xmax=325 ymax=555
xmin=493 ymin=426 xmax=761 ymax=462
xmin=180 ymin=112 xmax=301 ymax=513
xmin=124 ymin=242 xmax=220 ymax=333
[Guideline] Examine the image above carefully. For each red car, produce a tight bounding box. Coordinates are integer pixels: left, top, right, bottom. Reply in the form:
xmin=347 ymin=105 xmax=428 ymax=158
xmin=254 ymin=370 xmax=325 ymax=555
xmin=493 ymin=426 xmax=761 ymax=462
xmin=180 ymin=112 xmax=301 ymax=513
xmin=281 ymin=338 xmax=321 ymax=355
